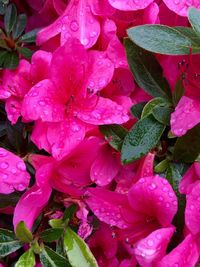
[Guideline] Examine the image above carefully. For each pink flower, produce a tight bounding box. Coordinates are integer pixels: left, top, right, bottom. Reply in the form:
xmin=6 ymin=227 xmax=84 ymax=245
xmin=108 ymin=0 xmax=154 ymax=11
xmin=162 ymin=0 xmax=200 ymax=17
xmin=0 ymin=148 xmax=30 ymax=194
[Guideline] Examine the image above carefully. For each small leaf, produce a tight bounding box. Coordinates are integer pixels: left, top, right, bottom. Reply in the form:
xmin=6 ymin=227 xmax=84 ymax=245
xmin=3 ymin=52 xmax=19 ymax=69
xmin=174 ymin=124 xmax=200 ymax=163
xmin=141 ymin=97 xmax=169 ymax=119
xmin=130 ymin=102 xmax=146 ymax=119
xmin=19 ymin=28 xmax=40 ymax=43
xmin=15 ymin=248 xmax=35 ymax=267
xmin=40 ymin=245 xmax=71 ymax=267
xmin=154 ymin=159 xmax=169 ymax=173
xmin=40 ymin=228 xmax=64 ymax=243
xmin=124 ymin=39 xmax=171 ymax=99
xmin=189 ymin=7 xmax=200 ymax=36
xmin=0 ymin=1 xmax=8 ymax=15
xmin=64 ymin=227 xmax=98 ymax=267
xmin=99 ymin=124 xmax=128 ymax=151
xmin=0 ymin=191 xmax=21 ymax=208
xmin=0 ymin=228 xmax=22 ymax=257
xmin=172 ymin=79 xmax=185 ymax=106
xmin=17 ymin=46 xmax=34 ymax=59
xmin=121 ymin=115 xmax=165 ymax=164
xmin=0 ymin=50 xmax=8 ymax=67
xmin=127 ymin=24 xmax=200 ymax=55
xmin=13 ymin=14 xmax=27 ymax=39
xmin=49 ymin=219 xmax=64 ymax=229
xmin=4 ymin=4 xmax=17 ymax=34
xmin=63 ymin=204 xmax=77 ymax=222
xmin=152 ymin=106 xmax=172 ymax=125
xmin=16 ymin=221 xmax=33 ymax=243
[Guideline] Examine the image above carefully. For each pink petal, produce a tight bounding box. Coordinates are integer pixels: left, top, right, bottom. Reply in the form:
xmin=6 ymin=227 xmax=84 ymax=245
xmin=13 ymin=184 xmax=52 ymax=231
xmin=128 ymin=176 xmax=178 ymax=227
xmin=179 ymin=162 xmax=200 ymax=194
xmin=157 ymin=235 xmax=198 ymax=267
xmin=77 ymin=96 xmax=129 ymax=125
xmin=163 ymin=0 xmax=200 ymax=16
xmin=22 ymin=79 xmax=65 ymax=122
xmin=134 ymin=227 xmax=175 ymax=267
xmin=90 ymin=144 xmax=120 ymax=186
xmin=90 ymin=0 xmax=115 ymax=16
xmin=108 ymin=0 xmax=154 ymax=11
xmin=37 ymin=0 xmax=100 ymax=48
xmin=185 ymin=181 xmax=200 ymax=235
xmin=86 ymin=187 xmax=132 ymax=229
xmin=0 ymin=148 xmax=30 ymax=194
xmin=5 ymin=97 xmax=22 ymax=124
xmin=134 ymin=153 xmax=155 ymax=183
xmin=171 ymin=96 xmax=200 ymax=136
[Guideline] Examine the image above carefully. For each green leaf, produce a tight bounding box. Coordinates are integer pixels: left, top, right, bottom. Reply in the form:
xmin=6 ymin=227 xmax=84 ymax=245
xmin=49 ymin=219 xmax=64 ymax=229
xmin=4 ymin=4 xmax=17 ymax=34
xmin=124 ymin=39 xmax=171 ymax=99
xmin=174 ymin=124 xmax=200 ymax=163
xmin=15 ymin=248 xmax=35 ymax=267
xmin=40 ymin=245 xmax=71 ymax=267
xmin=19 ymin=28 xmax=40 ymax=43
xmin=13 ymin=14 xmax=27 ymax=39
xmin=127 ymin=24 xmax=200 ymax=55
xmin=141 ymin=97 xmax=169 ymax=119
xmin=0 ymin=1 xmax=8 ymax=15
xmin=3 ymin=52 xmax=19 ymax=69
xmin=189 ymin=7 xmax=200 ymax=36
xmin=40 ymin=228 xmax=64 ymax=243
xmin=154 ymin=159 xmax=169 ymax=173
xmin=0 ymin=50 xmax=8 ymax=67
xmin=0 ymin=228 xmax=22 ymax=257
xmin=121 ymin=115 xmax=165 ymax=164
xmin=17 ymin=46 xmax=34 ymax=59
xmin=172 ymin=79 xmax=185 ymax=106
xmin=63 ymin=204 xmax=77 ymax=222
xmin=152 ymin=106 xmax=172 ymax=126
xmin=64 ymin=227 xmax=98 ymax=267
xmin=99 ymin=124 xmax=128 ymax=151
xmin=130 ymin=102 xmax=146 ymax=119
xmin=16 ymin=221 xmax=33 ymax=243
xmin=0 ymin=191 xmax=21 ymax=208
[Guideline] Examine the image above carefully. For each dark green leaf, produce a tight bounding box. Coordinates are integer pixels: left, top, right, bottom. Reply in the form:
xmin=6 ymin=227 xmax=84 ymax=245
xmin=152 ymin=106 xmax=172 ymax=125
xmin=40 ymin=245 xmax=71 ymax=267
xmin=0 ymin=1 xmax=8 ymax=15
xmin=154 ymin=159 xmax=169 ymax=173
xmin=130 ymin=102 xmax=146 ymax=119
xmin=0 ymin=39 xmax=8 ymax=49
xmin=63 ymin=204 xmax=77 ymax=222
xmin=121 ymin=115 xmax=165 ymax=164
xmin=16 ymin=221 xmax=33 ymax=243
xmin=174 ymin=123 xmax=200 ymax=163
xmin=0 ymin=228 xmax=22 ymax=257
xmin=40 ymin=228 xmax=64 ymax=243
xmin=15 ymin=248 xmax=35 ymax=267
xmin=64 ymin=227 xmax=98 ymax=267
xmin=189 ymin=7 xmax=200 ymax=36
xmin=174 ymin=26 xmax=200 ymax=46
xmin=3 ymin=52 xmax=19 ymax=69
xmin=99 ymin=124 xmax=128 ymax=151
xmin=0 ymin=50 xmax=8 ymax=67
xmin=172 ymin=79 xmax=185 ymax=106
xmin=127 ymin=24 xmax=200 ymax=55
xmin=141 ymin=97 xmax=169 ymax=119
xmin=4 ymin=4 xmax=17 ymax=34
xmin=19 ymin=28 xmax=40 ymax=43
xmin=0 ymin=191 xmax=21 ymax=208
xmin=13 ymin=14 xmax=27 ymax=39
xmin=124 ymin=39 xmax=171 ymax=99
xmin=17 ymin=46 xmax=34 ymax=59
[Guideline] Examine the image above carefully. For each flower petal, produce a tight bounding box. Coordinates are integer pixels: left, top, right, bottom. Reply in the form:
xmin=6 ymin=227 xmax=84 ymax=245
xmin=108 ymin=0 xmax=154 ymax=11
xmin=163 ymin=0 xmax=200 ymax=16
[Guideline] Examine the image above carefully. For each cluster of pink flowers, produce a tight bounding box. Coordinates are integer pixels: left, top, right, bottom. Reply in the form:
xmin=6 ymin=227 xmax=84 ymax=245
xmin=1 ymin=0 xmax=200 ymax=266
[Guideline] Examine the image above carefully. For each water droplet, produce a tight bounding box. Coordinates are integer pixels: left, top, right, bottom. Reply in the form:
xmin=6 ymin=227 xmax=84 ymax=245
xmin=190 ymin=204 xmax=195 ymax=210
xmin=147 ymin=239 xmax=154 ymax=246
xmin=168 ymin=192 xmax=174 ymax=198
xmin=162 ymin=179 xmax=168 ymax=185
xmin=174 ymin=0 xmax=180 ymax=4
xmin=90 ymin=31 xmax=97 ymax=37
xmin=17 ymin=161 xmax=26 ymax=171
xmin=0 ymin=162 xmax=9 ymax=169
xmin=148 ymin=183 xmax=157 ymax=190
xmin=98 ymin=79 xmax=106 ymax=87
xmin=139 ymin=178 xmax=145 ymax=183
xmin=166 ymin=203 xmax=170 ymax=208
xmin=162 ymin=186 xmax=169 ymax=192
xmin=70 ymin=20 xmax=79 ymax=31
xmin=2 ymin=174 xmax=8 ymax=179
xmin=82 ymin=38 xmax=89 ymax=46
xmin=39 ymin=100 xmax=46 ymax=106
xmin=16 ymin=184 xmax=25 ymax=191
xmin=0 ymin=150 xmax=8 ymax=157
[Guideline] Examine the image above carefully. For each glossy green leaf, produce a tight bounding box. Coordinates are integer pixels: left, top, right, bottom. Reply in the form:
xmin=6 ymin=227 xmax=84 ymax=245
xmin=125 ymin=39 xmax=171 ymax=99
xmin=0 ymin=228 xmax=22 ymax=257
xmin=121 ymin=115 xmax=165 ymax=164
xmin=189 ymin=7 xmax=200 ymax=36
xmin=17 ymin=46 xmax=34 ymax=59
xmin=16 ymin=221 xmax=33 ymax=243
xmin=174 ymin=124 xmax=200 ymax=163
xmin=63 ymin=204 xmax=77 ymax=222
xmin=15 ymin=248 xmax=35 ymax=267
xmin=40 ymin=228 xmax=64 ymax=243
xmin=130 ymin=102 xmax=146 ymax=119
xmin=40 ymin=245 xmax=71 ymax=267
xmin=152 ymin=106 xmax=172 ymax=125
xmin=19 ymin=28 xmax=40 ymax=43
xmin=141 ymin=97 xmax=169 ymax=118
xmin=64 ymin=227 xmax=98 ymax=267
xmin=154 ymin=159 xmax=169 ymax=173
xmin=0 ymin=191 xmax=21 ymax=208
xmin=13 ymin=14 xmax=27 ymax=39
xmin=127 ymin=24 xmax=200 ymax=55
xmin=4 ymin=4 xmax=17 ymax=34
xmin=172 ymin=79 xmax=185 ymax=106
xmin=99 ymin=124 xmax=127 ymax=151
xmin=49 ymin=218 xmax=64 ymax=229
xmin=3 ymin=52 xmax=19 ymax=69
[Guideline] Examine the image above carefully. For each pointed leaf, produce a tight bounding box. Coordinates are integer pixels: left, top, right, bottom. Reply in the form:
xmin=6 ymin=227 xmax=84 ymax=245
xmin=121 ymin=115 xmax=165 ymax=164
xmin=0 ymin=1 xmax=8 ymax=15
xmin=64 ymin=227 xmax=98 ymax=267
xmin=3 ymin=52 xmax=19 ymax=69
xmin=4 ymin=4 xmax=17 ymax=34
xmin=40 ymin=228 xmax=64 ymax=243
xmin=189 ymin=7 xmax=200 ymax=36
xmin=19 ymin=28 xmax=40 ymax=43
xmin=152 ymin=106 xmax=172 ymax=125
xmin=172 ymin=79 xmax=185 ymax=106
xmin=130 ymin=102 xmax=146 ymax=119
xmin=17 ymin=47 xmax=34 ymax=59
xmin=63 ymin=204 xmax=77 ymax=222
xmin=125 ymin=39 xmax=171 ymax=99
xmin=141 ymin=97 xmax=169 ymax=118
xmin=13 ymin=14 xmax=27 ymax=39
xmin=0 ymin=228 xmax=22 ymax=257
xmin=16 ymin=221 xmax=33 ymax=243
xmin=15 ymin=248 xmax=35 ymax=267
